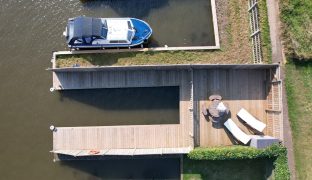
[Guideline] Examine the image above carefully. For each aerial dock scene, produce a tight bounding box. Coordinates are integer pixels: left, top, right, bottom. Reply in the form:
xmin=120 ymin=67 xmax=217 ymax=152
xmin=1 ymin=0 xmax=311 ymax=179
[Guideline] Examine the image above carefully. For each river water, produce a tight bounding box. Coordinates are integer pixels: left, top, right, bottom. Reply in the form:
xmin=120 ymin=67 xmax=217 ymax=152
xmin=0 ymin=0 xmax=214 ymax=179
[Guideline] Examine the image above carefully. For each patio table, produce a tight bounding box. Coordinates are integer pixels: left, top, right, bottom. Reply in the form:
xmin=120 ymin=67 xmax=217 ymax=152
xmin=208 ymin=100 xmax=229 ymax=123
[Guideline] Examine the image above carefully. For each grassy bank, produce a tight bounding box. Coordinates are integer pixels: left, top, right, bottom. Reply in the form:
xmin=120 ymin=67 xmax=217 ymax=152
xmin=55 ymin=50 xmax=246 ymax=67
xmin=280 ymin=0 xmax=312 ymax=59
xmin=286 ymin=61 xmax=312 ymax=179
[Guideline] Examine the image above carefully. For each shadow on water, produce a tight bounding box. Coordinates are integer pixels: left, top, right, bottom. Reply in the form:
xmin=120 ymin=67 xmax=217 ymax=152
xmin=146 ymin=35 xmax=160 ymax=47
xmin=55 ymin=86 xmax=180 ymax=126
xmin=60 ymin=156 xmax=180 ymax=180
xmin=58 ymin=86 xmax=179 ymax=110
xmin=80 ymin=0 xmax=169 ymax=19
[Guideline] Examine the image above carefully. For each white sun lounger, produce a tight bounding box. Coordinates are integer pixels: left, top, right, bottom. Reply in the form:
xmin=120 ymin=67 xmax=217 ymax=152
xmin=237 ymin=108 xmax=266 ymax=132
xmin=224 ymin=119 xmax=251 ymax=144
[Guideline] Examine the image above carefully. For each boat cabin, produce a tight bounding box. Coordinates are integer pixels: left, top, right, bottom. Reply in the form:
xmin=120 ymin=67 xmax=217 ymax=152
xmin=66 ymin=17 xmax=135 ymax=46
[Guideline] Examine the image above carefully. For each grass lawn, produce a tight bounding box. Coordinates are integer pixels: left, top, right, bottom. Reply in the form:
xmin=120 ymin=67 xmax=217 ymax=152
xmin=286 ymin=61 xmax=312 ymax=179
xmin=258 ymin=0 xmax=272 ymax=63
xmin=280 ymin=0 xmax=312 ymax=59
xmin=183 ymin=157 xmax=273 ymax=180
xmin=55 ymin=0 xmax=278 ymax=67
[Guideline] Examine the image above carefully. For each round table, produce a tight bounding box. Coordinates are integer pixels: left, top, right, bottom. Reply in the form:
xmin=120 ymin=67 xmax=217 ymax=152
xmin=208 ymin=100 xmax=221 ymax=118
xmin=208 ymin=101 xmax=229 ymax=123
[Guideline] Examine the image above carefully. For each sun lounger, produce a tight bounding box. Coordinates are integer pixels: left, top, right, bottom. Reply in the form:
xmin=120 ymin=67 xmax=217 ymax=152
xmin=224 ymin=119 xmax=251 ymax=144
xmin=237 ymin=108 xmax=266 ymax=132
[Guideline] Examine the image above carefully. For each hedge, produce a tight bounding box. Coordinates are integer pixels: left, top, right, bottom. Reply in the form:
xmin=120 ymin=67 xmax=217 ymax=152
xmin=187 ymin=144 xmax=290 ymax=180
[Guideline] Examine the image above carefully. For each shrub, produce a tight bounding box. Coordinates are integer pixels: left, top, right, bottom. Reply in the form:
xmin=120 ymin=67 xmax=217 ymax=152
xmin=187 ymin=144 xmax=290 ymax=180
xmin=280 ymin=0 xmax=312 ymax=59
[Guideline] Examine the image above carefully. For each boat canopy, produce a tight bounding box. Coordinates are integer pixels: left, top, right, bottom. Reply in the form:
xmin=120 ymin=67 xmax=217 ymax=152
xmin=67 ymin=16 xmax=103 ymax=42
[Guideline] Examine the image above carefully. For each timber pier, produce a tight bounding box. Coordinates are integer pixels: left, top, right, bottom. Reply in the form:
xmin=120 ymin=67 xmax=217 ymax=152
xmin=49 ymin=64 xmax=283 ymax=160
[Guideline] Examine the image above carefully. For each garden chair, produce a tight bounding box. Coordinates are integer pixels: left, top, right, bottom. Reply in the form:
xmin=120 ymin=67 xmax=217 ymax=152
xmin=237 ymin=108 xmax=266 ymax=132
xmin=224 ymin=118 xmax=251 ymax=144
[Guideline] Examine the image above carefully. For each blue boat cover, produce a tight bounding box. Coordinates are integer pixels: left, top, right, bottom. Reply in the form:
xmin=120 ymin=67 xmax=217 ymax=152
xmin=68 ymin=16 xmax=102 ymax=39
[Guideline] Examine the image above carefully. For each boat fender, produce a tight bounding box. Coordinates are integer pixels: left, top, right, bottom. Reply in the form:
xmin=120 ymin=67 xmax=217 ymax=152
xmin=89 ymin=150 xmax=100 ymax=155
xmin=50 ymin=125 xmax=56 ymax=132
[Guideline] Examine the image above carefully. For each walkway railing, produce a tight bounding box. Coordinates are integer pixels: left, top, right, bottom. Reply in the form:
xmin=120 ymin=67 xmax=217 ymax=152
xmin=248 ymin=0 xmax=263 ymax=64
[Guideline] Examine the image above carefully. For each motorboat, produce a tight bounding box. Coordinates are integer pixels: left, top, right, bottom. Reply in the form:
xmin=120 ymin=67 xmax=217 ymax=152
xmin=64 ymin=16 xmax=152 ymax=49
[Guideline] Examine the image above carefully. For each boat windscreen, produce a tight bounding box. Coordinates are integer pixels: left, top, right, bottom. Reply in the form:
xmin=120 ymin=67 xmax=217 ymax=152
xmin=102 ymin=28 xmax=108 ymax=38
xmin=127 ymin=30 xmax=134 ymax=41
xmin=127 ymin=21 xmax=132 ymax=30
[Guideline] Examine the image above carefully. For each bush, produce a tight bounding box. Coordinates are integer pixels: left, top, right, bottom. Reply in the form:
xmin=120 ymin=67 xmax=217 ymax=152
xmin=280 ymin=0 xmax=312 ymax=59
xmin=274 ymin=150 xmax=290 ymax=180
xmin=187 ymin=144 xmax=290 ymax=180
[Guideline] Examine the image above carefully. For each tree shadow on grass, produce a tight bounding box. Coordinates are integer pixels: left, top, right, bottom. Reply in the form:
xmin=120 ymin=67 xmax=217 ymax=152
xmin=292 ymin=58 xmax=312 ymax=67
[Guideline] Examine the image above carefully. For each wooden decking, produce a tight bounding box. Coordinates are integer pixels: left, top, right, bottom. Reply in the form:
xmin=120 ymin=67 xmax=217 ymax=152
xmin=50 ymin=64 xmax=283 ymax=156
xmin=52 ymin=68 xmax=194 ymax=156
xmin=53 ymin=125 xmax=192 ymax=154
xmin=193 ymin=69 xmax=278 ymax=147
xmin=52 ymin=69 xmax=189 ymax=90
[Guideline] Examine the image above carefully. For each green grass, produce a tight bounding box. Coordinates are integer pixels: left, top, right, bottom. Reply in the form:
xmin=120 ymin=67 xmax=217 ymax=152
xmin=286 ymin=60 xmax=312 ymax=179
xmin=183 ymin=157 xmax=273 ymax=180
xmin=281 ymin=0 xmax=312 ymax=59
xmin=55 ymin=49 xmax=247 ymax=68
xmin=258 ymin=0 xmax=272 ymax=63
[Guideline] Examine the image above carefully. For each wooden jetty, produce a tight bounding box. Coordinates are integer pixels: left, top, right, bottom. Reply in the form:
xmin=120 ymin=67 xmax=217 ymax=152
xmin=49 ymin=64 xmax=283 ymax=159
xmin=52 ymin=125 xmax=193 ymax=156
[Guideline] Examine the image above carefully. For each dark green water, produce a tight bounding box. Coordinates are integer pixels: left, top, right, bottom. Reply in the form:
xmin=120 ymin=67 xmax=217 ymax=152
xmin=0 ymin=0 xmax=214 ymax=179
xmin=58 ymin=87 xmax=179 ymax=126
xmin=60 ymin=157 xmax=181 ymax=179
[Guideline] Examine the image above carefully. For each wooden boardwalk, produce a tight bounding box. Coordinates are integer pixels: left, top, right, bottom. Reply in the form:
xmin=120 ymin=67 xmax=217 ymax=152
xmin=52 ymin=69 xmax=188 ymax=90
xmin=53 ymin=125 xmax=192 ymax=155
xmin=50 ymin=64 xmax=282 ymax=157
xmin=52 ymin=68 xmax=194 ymax=156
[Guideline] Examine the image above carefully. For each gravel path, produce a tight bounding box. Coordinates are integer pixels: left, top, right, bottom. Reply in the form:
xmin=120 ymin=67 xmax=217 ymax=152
xmin=266 ymin=0 xmax=296 ymax=179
